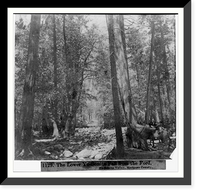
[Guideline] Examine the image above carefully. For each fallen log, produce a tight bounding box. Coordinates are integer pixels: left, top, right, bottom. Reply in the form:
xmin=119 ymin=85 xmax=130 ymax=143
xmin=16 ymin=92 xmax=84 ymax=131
xmin=34 ymin=137 xmax=57 ymax=143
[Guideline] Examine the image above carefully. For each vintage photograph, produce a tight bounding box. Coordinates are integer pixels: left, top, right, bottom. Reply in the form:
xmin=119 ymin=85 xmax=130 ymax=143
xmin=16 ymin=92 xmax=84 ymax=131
xmin=14 ymin=14 xmax=176 ymax=167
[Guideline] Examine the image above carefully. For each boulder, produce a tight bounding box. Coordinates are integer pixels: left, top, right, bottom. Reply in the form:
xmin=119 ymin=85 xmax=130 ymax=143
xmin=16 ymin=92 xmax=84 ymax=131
xmin=63 ymin=150 xmax=73 ymax=158
xmin=89 ymin=150 xmax=99 ymax=159
xmin=44 ymin=151 xmax=51 ymax=155
xmin=94 ymin=153 xmax=103 ymax=159
xmin=75 ymin=148 xmax=92 ymax=159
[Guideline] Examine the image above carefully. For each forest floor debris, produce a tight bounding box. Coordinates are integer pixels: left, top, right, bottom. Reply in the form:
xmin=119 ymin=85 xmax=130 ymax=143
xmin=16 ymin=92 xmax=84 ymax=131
xmin=26 ymin=127 xmax=175 ymax=160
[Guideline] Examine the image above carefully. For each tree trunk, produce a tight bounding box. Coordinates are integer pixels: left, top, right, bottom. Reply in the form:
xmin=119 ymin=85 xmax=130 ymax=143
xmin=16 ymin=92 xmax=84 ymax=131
xmin=44 ymin=98 xmax=59 ymax=138
xmin=62 ymin=14 xmax=72 ymax=136
xmin=62 ymin=15 xmax=77 ymax=137
xmin=145 ymin=20 xmax=155 ymax=124
xmin=114 ymin=15 xmax=137 ymax=127
xmin=155 ymin=59 xmax=164 ymax=122
xmin=154 ymin=105 xmax=160 ymax=123
xmin=106 ymin=15 xmax=124 ymax=158
xmin=41 ymin=105 xmax=50 ymax=137
xmin=19 ymin=15 xmax=41 ymax=158
xmin=160 ymin=20 xmax=172 ymax=121
xmin=63 ymin=15 xmax=68 ymax=66
xmin=52 ymin=15 xmax=58 ymax=123
xmin=73 ymin=69 xmax=85 ymax=126
xmin=113 ymin=15 xmax=149 ymax=151
xmin=68 ymin=98 xmax=77 ymax=137
xmin=135 ymin=62 xmax=141 ymax=109
xmin=118 ymin=15 xmax=138 ymax=120
xmin=15 ymin=98 xmax=17 ymax=128
xmin=173 ymin=16 xmax=176 ymax=117
xmin=15 ymin=97 xmax=20 ymax=157
xmin=152 ymin=87 xmax=160 ymax=123
xmin=52 ymin=120 xmax=59 ymax=137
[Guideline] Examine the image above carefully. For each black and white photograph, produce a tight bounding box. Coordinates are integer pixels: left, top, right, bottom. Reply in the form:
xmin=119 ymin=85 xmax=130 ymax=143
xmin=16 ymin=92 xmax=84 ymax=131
xmin=14 ymin=13 xmax=177 ymax=171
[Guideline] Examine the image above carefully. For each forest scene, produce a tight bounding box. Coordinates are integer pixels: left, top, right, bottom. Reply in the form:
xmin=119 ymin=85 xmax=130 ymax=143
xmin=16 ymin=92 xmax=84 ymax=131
xmin=15 ymin=14 xmax=176 ymax=161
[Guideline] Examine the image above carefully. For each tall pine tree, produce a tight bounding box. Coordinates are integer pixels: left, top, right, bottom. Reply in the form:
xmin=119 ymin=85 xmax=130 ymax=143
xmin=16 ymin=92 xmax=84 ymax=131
xmin=19 ymin=15 xmax=41 ymax=158
xmin=106 ymin=15 xmax=124 ymax=158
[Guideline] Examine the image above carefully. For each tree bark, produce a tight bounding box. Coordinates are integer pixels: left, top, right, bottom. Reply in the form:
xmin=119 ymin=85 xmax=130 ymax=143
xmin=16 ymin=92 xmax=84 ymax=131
xmin=174 ymin=16 xmax=176 ymax=116
xmin=62 ymin=15 xmax=72 ymax=137
xmin=135 ymin=62 xmax=142 ymax=109
xmin=41 ymin=105 xmax=50 ymax=137
xmin=160 ymin=21 xmax=172 ymax=121
xmin=154 ymin=101 xmax=160 ymax=123
xmin=106 ymin=15 xmax=124 ymax=158
xmin=145 ymin=19 xmax=155 ymax=124
xmin=53 ymin=15 xmax=58 ymax=124
xmin=63 ymin=15 xmax=75 ymax=137
xmin=19 ymin=15 xmax=41 ymax=158
xmin=114 ymin=15 xmax=137 ymax=127
xmin=155 ymin=59 xmax=164 ymax=122
xmin=63 ymin=15 xmax=68 ymax=66
xmin=151 ymin=86 xmax=160 ymax=123
xmin=113 ymin=15 xmax=149 ymax=151
xmin=118 ymin=15 xmax=138 ymax=120
xmin=15 ymin=97 xmax=19 ymax=156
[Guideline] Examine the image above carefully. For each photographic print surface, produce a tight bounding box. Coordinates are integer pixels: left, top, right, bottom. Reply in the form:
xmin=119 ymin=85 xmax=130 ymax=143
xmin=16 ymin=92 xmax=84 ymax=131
xmin=14 ymin=14 xmax=176 ymax=171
